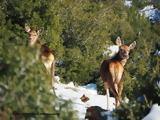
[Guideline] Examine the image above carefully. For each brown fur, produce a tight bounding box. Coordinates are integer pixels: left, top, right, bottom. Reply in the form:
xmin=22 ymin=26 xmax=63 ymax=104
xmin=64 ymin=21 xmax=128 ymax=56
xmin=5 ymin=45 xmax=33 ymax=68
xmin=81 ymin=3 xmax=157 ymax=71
xmin=85 ymin=106 xmax=107 ymax=120
xmin=100 ymin=37 xmax=136 ymax=108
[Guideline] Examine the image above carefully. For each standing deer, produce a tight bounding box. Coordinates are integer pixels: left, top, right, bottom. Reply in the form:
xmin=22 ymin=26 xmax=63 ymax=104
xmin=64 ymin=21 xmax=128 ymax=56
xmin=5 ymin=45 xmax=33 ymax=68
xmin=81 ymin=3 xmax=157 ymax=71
xmin=25 ymin=25 xmax=55 ymax=87
xmin=100 ymin=37 xmax=136 ymax=109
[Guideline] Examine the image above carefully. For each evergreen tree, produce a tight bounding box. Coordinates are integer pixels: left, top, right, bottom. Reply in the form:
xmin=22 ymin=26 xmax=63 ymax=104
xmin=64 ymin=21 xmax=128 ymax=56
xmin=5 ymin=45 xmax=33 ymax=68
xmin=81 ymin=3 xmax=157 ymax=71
xmin=0 ymin=0 xmax=159 ymax=119
xmin=0 ymin=0 xmax=77 ymax=119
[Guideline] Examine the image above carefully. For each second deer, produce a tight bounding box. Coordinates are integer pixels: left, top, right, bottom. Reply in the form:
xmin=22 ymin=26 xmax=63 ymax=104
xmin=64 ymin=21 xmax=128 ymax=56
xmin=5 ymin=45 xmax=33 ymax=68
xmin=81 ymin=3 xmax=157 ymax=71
xmin=25 ymin=25 xmax=55 ymax=87
xmin=100 ymin=37 xmax=136 ymax=109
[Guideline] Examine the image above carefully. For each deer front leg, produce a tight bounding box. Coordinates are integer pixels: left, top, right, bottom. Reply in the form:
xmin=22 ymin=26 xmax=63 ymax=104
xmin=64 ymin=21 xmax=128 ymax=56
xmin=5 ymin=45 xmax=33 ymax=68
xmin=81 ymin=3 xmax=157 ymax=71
xmin=51 ymin=61 xmax=55 ymax=87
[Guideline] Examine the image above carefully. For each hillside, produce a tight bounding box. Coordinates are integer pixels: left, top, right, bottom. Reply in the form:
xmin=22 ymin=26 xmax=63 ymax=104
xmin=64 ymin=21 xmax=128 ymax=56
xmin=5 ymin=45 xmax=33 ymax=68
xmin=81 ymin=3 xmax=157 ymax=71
xmin=0 ymin=0 xmax=160 ymax=120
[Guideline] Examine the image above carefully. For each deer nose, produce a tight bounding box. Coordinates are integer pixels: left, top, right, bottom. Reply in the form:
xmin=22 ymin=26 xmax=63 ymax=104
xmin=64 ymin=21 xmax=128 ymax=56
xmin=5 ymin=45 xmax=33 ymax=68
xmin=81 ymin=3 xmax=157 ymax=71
xmin=29 ymin=36 xmax=33 ymax=39
xmin=124 ymin=53 xmax=128 ymax=57
xmin=124 ymin=54 xmax=129 ymax=59
xmin=121 ymin=52 xmax=128 ymax=58
xmin=124 ymin=53 xmax=128 ymax=56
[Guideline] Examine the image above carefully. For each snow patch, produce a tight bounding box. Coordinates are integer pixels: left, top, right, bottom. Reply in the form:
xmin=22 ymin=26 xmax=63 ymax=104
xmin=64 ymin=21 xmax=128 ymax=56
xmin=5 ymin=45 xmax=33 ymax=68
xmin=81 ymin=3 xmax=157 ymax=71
xmin=81 ymin=83 xmax=97 ymax=95
xmin=103 ymin=45 xmax=119 ymax=58
xmin=142 ymin=104 xmax=160 ymax=120
xmin=157 ymin=80 xmax=160 ymax=89
xmin=139 ymin=5 xmax=160 ymax=23
xmin=53 ymin=81 xmax=115 ymax=120
xmin=154 ymin=50 xmax=160 ymax=56
xmin=124 ymin=0 xmax=132 ymax=8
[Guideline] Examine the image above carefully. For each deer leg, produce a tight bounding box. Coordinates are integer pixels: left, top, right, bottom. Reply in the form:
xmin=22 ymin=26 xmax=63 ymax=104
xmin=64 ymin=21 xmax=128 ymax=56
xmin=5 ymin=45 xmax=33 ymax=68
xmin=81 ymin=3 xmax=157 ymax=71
xmin=106 ymin=88 xmax=109 ymax=110
xmin=114 ymin=82 xmax=123 ymax=107
xmin=104 ymin=82 xmax=110 ymax=110
xmin=114 ymin=83 xmax=120 ymax=107
xmin=118 ymin=81 xmax=124 ymax=104
xmin=114 ymin=83 xmax=118 ymax=96
xmin=51 ymin=61 xmax=55 ymax=87
xmin=115 ymin=96 xmax=120 ymax=107
xmin=110 ymin=85 xmax=120 ymax=108
xmin=110 ymin=89 xmax=119 ymax=107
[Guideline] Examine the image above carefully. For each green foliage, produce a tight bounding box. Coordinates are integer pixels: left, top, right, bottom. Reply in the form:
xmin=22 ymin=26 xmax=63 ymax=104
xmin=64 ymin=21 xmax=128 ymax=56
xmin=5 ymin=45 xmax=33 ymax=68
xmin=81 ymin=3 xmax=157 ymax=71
xmin=118 ymin=4 xmax=160 ymax=104
xmin=0 ymin=0 xmax=77 ymax=119
xmin=113 ymin=101 xmax=151 ymax=120
xmin=59 ymin=0 xmax=133 ymax=84
xmin=0 ymin=0 xmax=160 ymax=119
xmin=97 ymin=77 xmax=106 ymax=95
xmin=132 ymin=0 xmax=150 ymax=9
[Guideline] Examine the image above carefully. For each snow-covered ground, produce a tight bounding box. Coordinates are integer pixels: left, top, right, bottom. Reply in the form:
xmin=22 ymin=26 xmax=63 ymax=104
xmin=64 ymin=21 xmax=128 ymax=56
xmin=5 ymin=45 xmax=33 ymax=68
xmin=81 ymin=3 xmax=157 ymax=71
xmin=139 ymin=5 xmax=160 ymax=23
xmin=124 ymin=1 xmax=160 ymax=23
xmin=53 ymin=81 xmax=115 ymax=120
xmin=142 ymin=104 xmax=160 ymax=120
xmin=53 ymin=79 xmax=160 ymax=120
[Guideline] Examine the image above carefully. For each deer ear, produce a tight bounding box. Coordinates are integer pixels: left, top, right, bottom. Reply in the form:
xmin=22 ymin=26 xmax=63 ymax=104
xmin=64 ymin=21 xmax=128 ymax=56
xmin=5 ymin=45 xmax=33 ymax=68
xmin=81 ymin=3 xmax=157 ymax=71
xmin=37 ymin=29 xmax=41 ymax=36
xmin=129 ymin=41 xmax=136 ymax=49
xmin=25 ymin=24 xmax=31 ymax=33
xmin=115 ymin=36 xmax=122 ymax=46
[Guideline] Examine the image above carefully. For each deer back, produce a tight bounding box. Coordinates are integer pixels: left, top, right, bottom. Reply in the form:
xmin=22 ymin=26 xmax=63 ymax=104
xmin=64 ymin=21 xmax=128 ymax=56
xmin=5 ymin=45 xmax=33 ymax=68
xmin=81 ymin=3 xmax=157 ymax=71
xmin=100 ymin=59 xmax=124 ymax=85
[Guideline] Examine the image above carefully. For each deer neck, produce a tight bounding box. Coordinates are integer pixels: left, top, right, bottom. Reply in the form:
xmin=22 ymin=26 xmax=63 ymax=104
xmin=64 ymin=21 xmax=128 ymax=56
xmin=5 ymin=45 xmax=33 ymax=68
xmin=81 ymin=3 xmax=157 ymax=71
xmin=29 ymin=38 xmax=41 ymax=47
xmin=111 ymin=54 xmax=128 ymax=66
xmin=37 ymin=39 xmax=41 ymax=47
xmin=120 ymin=59 xmax=128 ymax=66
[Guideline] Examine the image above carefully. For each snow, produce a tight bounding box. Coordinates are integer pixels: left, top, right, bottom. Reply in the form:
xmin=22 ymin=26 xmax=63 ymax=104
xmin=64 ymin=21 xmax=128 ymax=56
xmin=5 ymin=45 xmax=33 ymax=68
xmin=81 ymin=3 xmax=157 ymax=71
xmin=142 ymin=104 xmax=160 ymax=120
xmin=53 ymin=81 xmax=115 ymax=120
xmin=154 ymin=50 xmax=160 ymax=56
xmin=124 ymin=0 xmax=132 ymax=8
xmin=124 ymin=0 xmax=160 ymax=23
xmin=139 ymin=5 xmax=160 ymax=23
xmin=157 ymin=80 xmax=160 ymax=89
xmin=81 ymin=83 xmax=97 ymax=95
xmin=103 ymin=45 xmax=119 ymax=58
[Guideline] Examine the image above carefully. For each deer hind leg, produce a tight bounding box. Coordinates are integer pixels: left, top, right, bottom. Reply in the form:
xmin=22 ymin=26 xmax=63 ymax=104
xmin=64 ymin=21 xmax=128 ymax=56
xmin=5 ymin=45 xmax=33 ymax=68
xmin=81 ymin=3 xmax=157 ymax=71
xmin=104 ymin=82 xmax=110 ymax=110
xmin=114 ymin=83 xmax=121 ymax=107
xmin=106 ymin=88 xmax=109 ymax=110
xmin=114 ymin=81 xmax=124 ymax=107
xmin=118 ymin=80 xmax=124 ymax=104
xmin=111 ymin=91 xmax=120 ymax=107
xmin=110 ymin=83 xmax=120 ymax=107
xmin=114 ymin=83 xmax=119 ymax=97
xmin=115 ymin=97 xmax=120 ymax=107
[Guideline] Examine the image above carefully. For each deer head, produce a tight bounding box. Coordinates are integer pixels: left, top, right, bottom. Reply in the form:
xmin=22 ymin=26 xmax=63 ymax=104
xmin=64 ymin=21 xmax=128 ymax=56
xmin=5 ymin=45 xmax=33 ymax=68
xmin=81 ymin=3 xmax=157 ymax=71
xmin=24 ymin=24 xmax=56 ymax=88
xmin=115 ymin=37 xmax=136 ymax=60
xmin=25 ymin=24 xmax=40 ymax=47
xmin=113 ymin=37 xmax=136 ymax=66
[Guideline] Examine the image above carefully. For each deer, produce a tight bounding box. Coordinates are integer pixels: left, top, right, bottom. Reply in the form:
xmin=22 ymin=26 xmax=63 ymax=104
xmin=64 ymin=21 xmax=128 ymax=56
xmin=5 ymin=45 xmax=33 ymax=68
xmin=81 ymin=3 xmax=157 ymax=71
xmin=25 ymin=24 xmax=56 ymax=87
xmin=100 ymin=37 xmax=136 ymax=109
